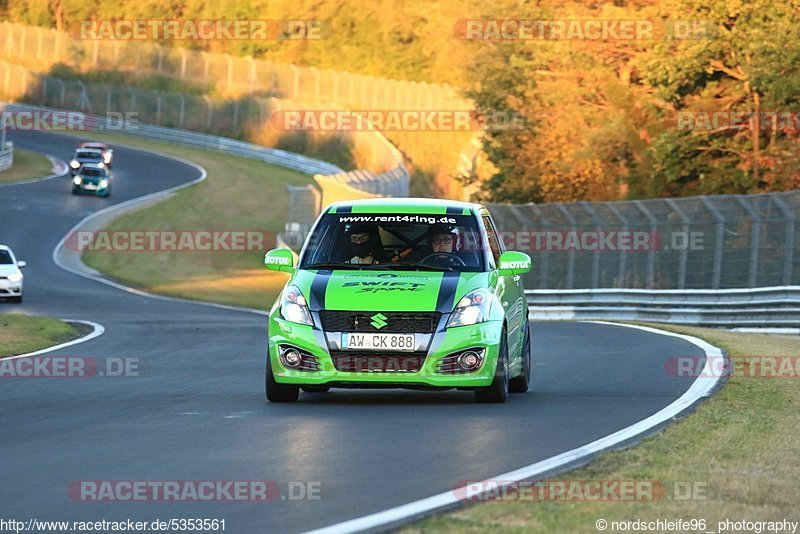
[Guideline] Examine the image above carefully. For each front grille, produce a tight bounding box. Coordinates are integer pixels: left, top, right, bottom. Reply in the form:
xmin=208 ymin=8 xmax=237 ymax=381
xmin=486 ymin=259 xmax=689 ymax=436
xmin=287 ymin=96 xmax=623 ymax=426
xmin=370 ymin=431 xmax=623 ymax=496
xmin=329 ymin=350 xmax=427 ymax=373
xmin=319 ymin=311 xmax=440 ymax=333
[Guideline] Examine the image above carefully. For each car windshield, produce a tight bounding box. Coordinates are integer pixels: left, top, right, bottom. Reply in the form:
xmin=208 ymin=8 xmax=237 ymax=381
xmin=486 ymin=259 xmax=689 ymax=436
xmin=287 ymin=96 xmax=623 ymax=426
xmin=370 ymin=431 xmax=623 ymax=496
xmin=76 ymin=151 xmax=102 ymax=160
xmin=300 ymin=212 xmax=487 ymax=272
xmin=0 ymin=250 xmax=13 ymax=264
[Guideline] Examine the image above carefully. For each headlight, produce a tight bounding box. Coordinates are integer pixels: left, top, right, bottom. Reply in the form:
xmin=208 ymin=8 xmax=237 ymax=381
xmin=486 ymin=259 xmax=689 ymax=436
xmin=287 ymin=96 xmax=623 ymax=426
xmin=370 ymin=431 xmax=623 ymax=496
xmin=70 ymin=160 xmax=80 ymax=169
xmin=280 ymin=285 xmax=313 ymax=326
xmin=446 ymin=288 xmax=492 ymax=327
xmin=99 ymin=179 xmax=108 ymax=187
xmin=73 ymin=177 xmax=82 ymax=185
xmin=8 ymin=272 xmax=22 ymax=283
xmin=97 ymin=162 xmax=105 ymax=168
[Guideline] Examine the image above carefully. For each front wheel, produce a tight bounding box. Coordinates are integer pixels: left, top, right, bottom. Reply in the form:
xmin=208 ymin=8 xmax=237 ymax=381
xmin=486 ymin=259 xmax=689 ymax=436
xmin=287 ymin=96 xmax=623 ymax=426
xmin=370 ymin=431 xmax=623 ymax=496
xmin=475 ymin=330 xmax=509 ymax=403
xmin=265 ymin=357 xmax=299 ymax=402
xmin=509 ymin=321 xmax=531 ymax=393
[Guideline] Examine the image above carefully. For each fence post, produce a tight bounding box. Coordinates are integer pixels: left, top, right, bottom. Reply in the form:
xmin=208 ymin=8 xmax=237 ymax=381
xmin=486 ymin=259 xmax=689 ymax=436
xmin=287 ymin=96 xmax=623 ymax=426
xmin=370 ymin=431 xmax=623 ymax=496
xmin=607 ymin=203 xmax=629 ymax=287
xmin=700 ymin=196 xmax=724 ymax=289
xmin=556 ymin=204 xmax=577 ymax=289
xmin=579 ymin=202 xmax=602 ymax=288
xmin=772 ymin=195 xmax=796 ymax=286
xmin=734 ymin=196 xmax=762 ymax=287
xmin=513 ymin=204 xmax=549 ymax=288
xmin=633 ymin=201 xmax=657 ymax=288
xmin=180 ymin=49 xmax=188 ymax=80
xmin=178 ymin=94 xmax=185 ymax=128
xmin=204 ymin=96 xmax=213 ymax=130
xmin=665 ymin=198 xmax=690 ymax=289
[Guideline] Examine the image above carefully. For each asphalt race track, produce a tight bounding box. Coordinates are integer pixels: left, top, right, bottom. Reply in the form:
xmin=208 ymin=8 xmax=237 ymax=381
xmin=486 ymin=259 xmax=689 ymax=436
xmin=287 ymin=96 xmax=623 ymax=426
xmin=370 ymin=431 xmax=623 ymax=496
xmin=1 ymin=131 xmax=709 ymax=533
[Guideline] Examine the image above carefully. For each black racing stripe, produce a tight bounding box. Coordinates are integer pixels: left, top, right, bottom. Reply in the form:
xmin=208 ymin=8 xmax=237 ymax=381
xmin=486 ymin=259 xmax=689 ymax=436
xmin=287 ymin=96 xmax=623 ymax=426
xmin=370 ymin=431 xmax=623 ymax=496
xmin=435 ymin=272 xmax=461 ymax=313
xmin=337 ymin=204 xmax=353 ymax=213
xmin=445 ymin=206 xmax=462 ymax=215
xmin=309 ymin=270 xmax=331 ymax=310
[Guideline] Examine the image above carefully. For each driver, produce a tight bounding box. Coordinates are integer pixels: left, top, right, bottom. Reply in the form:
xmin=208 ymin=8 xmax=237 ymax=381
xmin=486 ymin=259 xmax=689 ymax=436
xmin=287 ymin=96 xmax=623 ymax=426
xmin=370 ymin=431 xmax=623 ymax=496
xmin=429 ymin=224 xmax=458 ymax=255
xmin=347 ymin=226 xmax=380 ymax=264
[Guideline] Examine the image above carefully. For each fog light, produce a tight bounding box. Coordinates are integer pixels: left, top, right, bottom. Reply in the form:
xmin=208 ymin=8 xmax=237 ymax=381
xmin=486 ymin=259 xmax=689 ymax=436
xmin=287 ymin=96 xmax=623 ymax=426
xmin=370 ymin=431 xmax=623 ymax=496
xmin=281 ymin=348 xmax=302 ymax=368
xmin=458 ymin=350 xmax=482 ymax=371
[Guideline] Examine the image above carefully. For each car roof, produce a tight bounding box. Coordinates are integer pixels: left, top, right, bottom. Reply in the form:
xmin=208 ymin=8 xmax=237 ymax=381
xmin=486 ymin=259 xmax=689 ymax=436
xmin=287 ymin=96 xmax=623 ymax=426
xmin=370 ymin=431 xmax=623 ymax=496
xmin=0 ymin=245 xmax=10 ymax=251
xmin=325 ymin=198 xmax=485 ymax=215
xmin=76 ymin=148 xmax=103 ymax=154
xmin=81 ymin=142 xmax=107 ymax=147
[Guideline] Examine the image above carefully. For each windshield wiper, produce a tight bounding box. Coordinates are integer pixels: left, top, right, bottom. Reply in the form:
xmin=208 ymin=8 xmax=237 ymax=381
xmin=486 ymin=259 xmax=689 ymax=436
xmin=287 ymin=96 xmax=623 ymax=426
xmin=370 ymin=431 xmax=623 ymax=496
xmin=304 ymin=263 xmax=359 ymax=270
xmin=303 ymin=263 xmax=389 ymax=271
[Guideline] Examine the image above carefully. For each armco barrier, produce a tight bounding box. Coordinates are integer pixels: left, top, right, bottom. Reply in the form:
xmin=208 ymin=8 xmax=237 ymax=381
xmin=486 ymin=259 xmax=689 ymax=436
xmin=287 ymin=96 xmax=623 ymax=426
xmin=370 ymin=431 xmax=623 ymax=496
xmin=527 ymin=286 xmax=800 ymax=327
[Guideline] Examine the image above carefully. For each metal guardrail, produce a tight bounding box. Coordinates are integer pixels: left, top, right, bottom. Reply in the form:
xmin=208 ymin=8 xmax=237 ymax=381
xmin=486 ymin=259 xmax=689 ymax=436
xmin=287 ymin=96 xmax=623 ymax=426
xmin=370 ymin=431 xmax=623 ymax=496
xmin=526 ymin=287 xmax=800 ymax=326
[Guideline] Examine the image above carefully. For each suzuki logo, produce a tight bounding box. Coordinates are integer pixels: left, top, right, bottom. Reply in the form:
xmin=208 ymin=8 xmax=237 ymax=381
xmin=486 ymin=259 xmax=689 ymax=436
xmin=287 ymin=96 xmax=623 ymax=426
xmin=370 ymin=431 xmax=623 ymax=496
xmin=370 ymin=313 xmax=388 ymax=330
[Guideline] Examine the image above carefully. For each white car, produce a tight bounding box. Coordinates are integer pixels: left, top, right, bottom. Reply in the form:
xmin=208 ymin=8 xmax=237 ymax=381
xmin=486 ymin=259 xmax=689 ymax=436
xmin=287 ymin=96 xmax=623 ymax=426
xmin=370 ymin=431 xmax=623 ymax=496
xmin=0 ymin=245 xmax=26 ymax=303
xmin=80 ymin=142 xmax=113 ymax=167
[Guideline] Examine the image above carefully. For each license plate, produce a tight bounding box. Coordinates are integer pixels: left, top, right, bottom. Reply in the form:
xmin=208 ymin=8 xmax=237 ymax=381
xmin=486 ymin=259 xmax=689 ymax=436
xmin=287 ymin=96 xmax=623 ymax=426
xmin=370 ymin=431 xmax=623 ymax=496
xmin=341 ymin=333 xmax=416 ymax=351
xmin=83 ymin=184 xmax=97 ymax=190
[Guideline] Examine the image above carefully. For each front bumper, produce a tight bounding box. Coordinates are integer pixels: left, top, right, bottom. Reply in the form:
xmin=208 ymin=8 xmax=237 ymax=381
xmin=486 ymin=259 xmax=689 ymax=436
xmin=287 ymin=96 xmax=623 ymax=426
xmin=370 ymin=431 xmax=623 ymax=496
xmin=268 ymin=314 xmax=503 ymax=388
xmin=73 ymin=183 xmax=110 ymax=195
xmin=0 ymin=279 xmax=22 ymax=297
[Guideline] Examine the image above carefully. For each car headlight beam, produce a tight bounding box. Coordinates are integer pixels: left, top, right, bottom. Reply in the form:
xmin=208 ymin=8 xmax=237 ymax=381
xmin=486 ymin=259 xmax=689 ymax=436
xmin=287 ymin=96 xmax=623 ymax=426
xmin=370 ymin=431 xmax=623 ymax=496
xmin=69 ymin=160 xmax=80 ymax=169
xmin=281 ymin=285 xmax=313 ymax=326
xmin=7 ymin=272 xmax=22 ymax=283
xmin=73 ymin=177 xmax=82 ymax=185
xmin=446 ymin=288 xmax=492 ymax=328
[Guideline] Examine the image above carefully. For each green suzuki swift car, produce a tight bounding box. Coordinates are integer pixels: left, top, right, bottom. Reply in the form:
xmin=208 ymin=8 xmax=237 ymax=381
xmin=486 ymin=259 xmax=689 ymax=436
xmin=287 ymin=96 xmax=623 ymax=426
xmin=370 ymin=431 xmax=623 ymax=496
xmin=263 ymin=198 xmax=532 ymax=403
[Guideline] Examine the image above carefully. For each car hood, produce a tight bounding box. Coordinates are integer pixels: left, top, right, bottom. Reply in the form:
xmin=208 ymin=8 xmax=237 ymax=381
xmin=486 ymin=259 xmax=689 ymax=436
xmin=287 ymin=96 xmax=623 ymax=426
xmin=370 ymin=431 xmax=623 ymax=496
xmin=0 ymin=264 xmax=20 ymax=276
xmin=291 ymin=269 xmax=493 ymax=312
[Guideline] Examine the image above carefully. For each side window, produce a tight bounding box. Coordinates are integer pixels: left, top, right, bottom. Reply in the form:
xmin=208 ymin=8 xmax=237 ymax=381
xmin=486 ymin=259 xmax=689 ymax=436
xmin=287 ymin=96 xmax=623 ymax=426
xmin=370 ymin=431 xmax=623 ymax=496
xmin=481 ymin=216 xmax=503 ymax=267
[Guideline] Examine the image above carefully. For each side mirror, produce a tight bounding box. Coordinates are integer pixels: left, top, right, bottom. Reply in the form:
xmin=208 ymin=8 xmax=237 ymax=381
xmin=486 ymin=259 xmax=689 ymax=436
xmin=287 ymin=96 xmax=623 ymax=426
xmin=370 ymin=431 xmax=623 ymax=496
xmin=264 ymin=248 xmax=296 ymax=273
xmin=17 ymin=260 xmax=26 ymax=269
xmin=497 ymin=251 xmax=531 ymax=276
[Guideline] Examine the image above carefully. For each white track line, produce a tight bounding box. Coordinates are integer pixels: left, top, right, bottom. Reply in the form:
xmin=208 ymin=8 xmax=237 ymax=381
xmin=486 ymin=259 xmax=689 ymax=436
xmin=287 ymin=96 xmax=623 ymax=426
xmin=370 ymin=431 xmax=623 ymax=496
xmin=49 ymin=145 xmax=269 ymax=316
xmin=306 ymin=321 xmax=724 ymax=534
xmin=2 ymin=319 xmax=104 ymax=361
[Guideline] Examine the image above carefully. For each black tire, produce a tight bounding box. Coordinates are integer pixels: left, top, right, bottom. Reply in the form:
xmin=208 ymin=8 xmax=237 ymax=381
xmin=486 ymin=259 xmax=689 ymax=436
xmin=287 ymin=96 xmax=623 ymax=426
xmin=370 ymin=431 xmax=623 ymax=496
xmin=71 ymin=187 xmax=80 ymax=195
xmin=10 ymin=295 xmax=22 ymax=303
xmin=301 ymin=386 xmax=330 ymax=393
xmin=475 ymin=328 xmax=509 ymax=403
xmin=265 ymin=357 xmax=299 ymax=402
xmin=509 ymin=320 xmax=531 ymax=393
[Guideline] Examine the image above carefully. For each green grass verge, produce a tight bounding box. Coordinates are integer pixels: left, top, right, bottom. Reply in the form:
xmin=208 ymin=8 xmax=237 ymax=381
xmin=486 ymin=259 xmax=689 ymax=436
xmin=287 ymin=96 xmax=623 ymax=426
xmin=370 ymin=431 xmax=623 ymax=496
xmin=73 ymin=131 xmax=307 ymax=310
xmin=0 ymin=314 xmax=87 ymax=357
xmin=405 ymin=325 xmax=800 ymax=533
xmin=0 ymin=148 xmax=53 ymax=184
